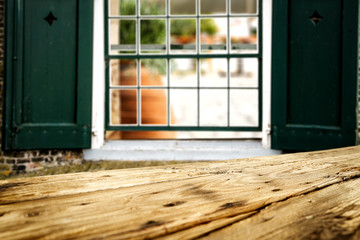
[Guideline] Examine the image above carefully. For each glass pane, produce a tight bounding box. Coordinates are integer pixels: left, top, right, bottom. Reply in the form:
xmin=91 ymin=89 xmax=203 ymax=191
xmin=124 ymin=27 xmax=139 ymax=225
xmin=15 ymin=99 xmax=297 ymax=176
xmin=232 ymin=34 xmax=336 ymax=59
xmin=140 ymin=59 xmax=167 ymax=86
xmin=141 ymin=89 xmax=168 ymax=125
xmin=200 ymin=58 xmax=227 ymax=87
xmin=120 ymin=0 xmax=136 ymax=15
xmin=111 ymin=59 xmax=137 ymax=86
xmin=199 ymin=90 xmax=227 ymax=126
xmin=201 ymin=0 xmax=226 ymax=15
xmin=231 ymin=0 xmax=257 ymax=14
xmin=110 ymin=19 xmax=136 ymax=54
xmin=170 ymin=59 xmax=197 ymax=87
xmin=230 ymin=58 xmax=258 ymax=87
xmin=110 ymin=0 xmax=136 ymax=16
xmin=110 ymin=89 xmax=138 ymax=125
xmin=170 ymin=0 xmax=196 ymax=15
xmin=200 ymin=18 xmax=226 ymax=53
xmin=140 ymin=19 xmax=166 ymax=53
xmin=230 ymin=90 xmax=258 ymax=126
xmin=170 ymin=89 xmax=197 ymax=126
xmin=170 ymin=19 xmax=196 ymax=53
xmin=230 ymin=17 xmax=258 ymax=53
xmin=140 ymin=0 xmax=166 ymax=15
xmin=109 ymin=0 xmax=119 ymax=16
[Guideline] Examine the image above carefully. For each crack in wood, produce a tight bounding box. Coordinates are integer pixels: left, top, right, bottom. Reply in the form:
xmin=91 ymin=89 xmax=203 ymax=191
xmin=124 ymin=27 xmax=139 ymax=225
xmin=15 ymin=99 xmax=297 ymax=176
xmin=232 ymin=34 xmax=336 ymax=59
xmin=219 ymin=201 xmax=247 ymax=210
xmin=0 ymin=182 xmax=28 ymax=193
xmin=192 ymin=173 xmax=360 ymax=239
xmin=140 ymin=220 xmax=166 ymax=230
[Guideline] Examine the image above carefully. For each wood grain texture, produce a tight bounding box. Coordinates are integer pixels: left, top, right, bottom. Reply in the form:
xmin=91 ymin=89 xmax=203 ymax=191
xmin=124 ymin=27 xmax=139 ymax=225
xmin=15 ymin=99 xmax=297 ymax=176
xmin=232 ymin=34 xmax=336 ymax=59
xmin=0 ymin=146 xmax=360 ymax=239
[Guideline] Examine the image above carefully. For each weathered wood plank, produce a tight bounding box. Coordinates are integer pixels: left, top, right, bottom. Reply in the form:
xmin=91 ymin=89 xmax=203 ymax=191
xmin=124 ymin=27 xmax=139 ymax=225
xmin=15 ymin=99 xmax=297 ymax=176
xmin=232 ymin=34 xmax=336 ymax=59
xmin=0 ymin=146 xmax=359 ymax=240
xmin=198 ymin=179 xmax=360 ymax=240
xmin=1 ymin=146 xmax=359 ymax=204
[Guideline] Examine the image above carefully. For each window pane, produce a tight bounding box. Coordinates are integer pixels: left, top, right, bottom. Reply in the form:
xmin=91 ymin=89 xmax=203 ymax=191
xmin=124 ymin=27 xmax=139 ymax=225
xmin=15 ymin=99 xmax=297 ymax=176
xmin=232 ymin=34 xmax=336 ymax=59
xmin=230 ymin=17 xmax=258 ymax=53
xmin=140 ymin=19 xmax=166 ymax=53
xmin=111 ymin=89 xmax=138 ymax=125
xmin=201 ymin=0 xmax=226 ymax=15
xmin=111 ymin=59 xmax=137 ymax=86
xmin=200 ymin=18 xmax=227 ymax=53
xmin=170 ymin=19 xmax=196 ymax=53
xmin=109 ymin=0 xmax=119 ymax=16
xmin=230 ymin=90 xmax=258 ymax=126
xmin=110 ymin=19 xmax=136 ymax=54
xmin=170 ymin=0 xmax=196 ymax=15
xmin=110 ymin=0 xmax=136 ymax=16
xmin=170 ymin=59 xmax=197 ymax=87
xmin=230 ymin=58 xmax=258 ymax=87
xmin=231 ymin=0 xmax=257 ymax=14
xmin=170 ymin=89 xmax=197 ymax=126
xmin=120 ymin=0 xmax=136 ymax=15
xmin=140 ymin=0 xmax=166 ymax=15
xmin=141 ymin=89 xmax=168 ymax=125
xmin=200 ymin=58 xmax=227 ymax=87
xmin=200 ymin=90 xmax=227 ymax=126
xmin=140 ymin=59 xmax=167 ymax=86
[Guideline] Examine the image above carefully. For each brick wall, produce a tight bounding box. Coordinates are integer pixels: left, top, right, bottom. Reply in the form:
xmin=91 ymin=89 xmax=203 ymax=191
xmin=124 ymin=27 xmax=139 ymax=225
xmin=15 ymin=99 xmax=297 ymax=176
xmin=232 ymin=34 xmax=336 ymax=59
xmin=0 ymin=0 xmax=83 ymax=177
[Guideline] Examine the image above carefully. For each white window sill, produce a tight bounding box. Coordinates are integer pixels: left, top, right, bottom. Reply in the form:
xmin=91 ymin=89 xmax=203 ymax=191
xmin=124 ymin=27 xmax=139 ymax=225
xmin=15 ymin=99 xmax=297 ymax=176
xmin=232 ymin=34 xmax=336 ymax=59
xmin=83 ymin=139 xmax=281 ymax=161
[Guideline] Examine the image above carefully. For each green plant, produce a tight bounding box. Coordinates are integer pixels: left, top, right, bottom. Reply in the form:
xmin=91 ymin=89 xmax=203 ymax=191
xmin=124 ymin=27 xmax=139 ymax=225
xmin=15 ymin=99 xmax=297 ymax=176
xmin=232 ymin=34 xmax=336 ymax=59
xmin=170 ymin=19 xmax=196 ymax=36
xmin=170 ymin=19 xmax=218 ymax=37
xmin=118 ymin=0 xmax=218 ymax=75
xmin=119 ymin=0 xmax=165 ymax=46
xmin=201 ymin=19 xmax=218 ymax=36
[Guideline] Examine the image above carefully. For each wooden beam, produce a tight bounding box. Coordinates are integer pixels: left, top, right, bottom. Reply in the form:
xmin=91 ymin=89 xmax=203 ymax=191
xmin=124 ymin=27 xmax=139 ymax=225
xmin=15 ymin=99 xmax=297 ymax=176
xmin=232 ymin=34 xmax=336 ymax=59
xmin=0 ymin=146 xmax=360 ymax=239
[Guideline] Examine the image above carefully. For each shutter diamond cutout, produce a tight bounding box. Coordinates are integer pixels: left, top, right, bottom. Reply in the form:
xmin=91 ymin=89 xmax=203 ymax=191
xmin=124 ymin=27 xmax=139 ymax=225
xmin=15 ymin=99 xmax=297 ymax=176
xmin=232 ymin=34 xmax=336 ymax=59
xmin=44 ymin=12 xmax=57 ymax=26
xmin=309 ymin=10 xmax=323 ymax=26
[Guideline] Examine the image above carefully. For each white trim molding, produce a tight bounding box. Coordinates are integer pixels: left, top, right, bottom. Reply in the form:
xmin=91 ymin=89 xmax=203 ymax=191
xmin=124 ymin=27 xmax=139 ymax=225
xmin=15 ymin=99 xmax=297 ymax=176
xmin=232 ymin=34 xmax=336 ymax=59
xmin=262 ymin=0 xmax=272 ymax=148
xmin=91 ymin=0 xmax=105 ymax=148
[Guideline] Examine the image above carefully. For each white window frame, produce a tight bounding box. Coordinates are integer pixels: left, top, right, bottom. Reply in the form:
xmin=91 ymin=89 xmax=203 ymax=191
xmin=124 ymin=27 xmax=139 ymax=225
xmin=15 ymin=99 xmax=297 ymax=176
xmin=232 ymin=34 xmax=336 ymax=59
xmin=88 ymin=0 xmax=274 ymax=159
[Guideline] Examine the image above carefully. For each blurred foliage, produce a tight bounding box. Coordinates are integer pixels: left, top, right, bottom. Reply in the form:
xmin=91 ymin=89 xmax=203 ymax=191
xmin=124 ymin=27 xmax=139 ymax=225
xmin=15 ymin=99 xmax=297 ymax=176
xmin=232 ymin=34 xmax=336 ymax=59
xmin=170 ymin=18 xmax=218 ymax=36
xmin=170 ymin=19 xmax=196 ymax=36
xmin=119 ymin=0 xmax=136 ymax=15
xmin=119 ymin=0 xmax=165 ymax=46
xmin=140 ymin=0 xmax=165 ymax=15
xmin=119 ymin=0 xmax=218 ymax=43
xmin=119 ymin=0 xmax=166 ymax=74
xmin=118 ymin=0 xmax=218 ymax=75
xmin=201 ymin=19 xmax=218 ymax=36
xmin=170 ymin=19 xmax=218 ymax=37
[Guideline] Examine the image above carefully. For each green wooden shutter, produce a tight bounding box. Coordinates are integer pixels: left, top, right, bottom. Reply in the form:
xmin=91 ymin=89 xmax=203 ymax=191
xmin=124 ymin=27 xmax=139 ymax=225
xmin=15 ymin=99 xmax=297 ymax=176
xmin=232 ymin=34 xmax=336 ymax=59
xmin=3 ymin=0 xmax=93 ymax=150
xmin=271 ymin=0 xmax=358 ymax=151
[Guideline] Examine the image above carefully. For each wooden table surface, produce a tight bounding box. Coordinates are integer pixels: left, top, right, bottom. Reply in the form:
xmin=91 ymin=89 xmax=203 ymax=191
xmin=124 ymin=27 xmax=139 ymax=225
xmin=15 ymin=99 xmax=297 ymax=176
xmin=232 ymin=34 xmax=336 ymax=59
xmin=1 ymin=146 xmax=360 ymax=239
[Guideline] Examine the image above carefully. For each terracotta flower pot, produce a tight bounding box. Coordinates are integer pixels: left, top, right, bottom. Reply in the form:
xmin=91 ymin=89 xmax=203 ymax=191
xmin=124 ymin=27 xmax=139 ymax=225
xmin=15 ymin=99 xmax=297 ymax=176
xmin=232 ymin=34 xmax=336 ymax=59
xmin=106 ymin=63 xmax=177 ymax=140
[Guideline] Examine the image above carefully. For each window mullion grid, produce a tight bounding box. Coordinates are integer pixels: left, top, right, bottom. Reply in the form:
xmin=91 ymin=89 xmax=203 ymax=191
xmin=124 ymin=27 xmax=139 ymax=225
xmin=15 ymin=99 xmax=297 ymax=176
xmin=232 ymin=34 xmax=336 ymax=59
xmin=136 ymin=0 xmax=141 ymax=126
xmin=105 ymin=0 xmax=110 ymax=127
xmin=166 ymin=0 xmax=170 ymax=126
xmin=106 ymin=0 xmax=262 ymax=131
xmin=196 ymin=0 xmax=200 ymax=127
xmin=112 ymin=86 xmax=258 ymax=90
xmin=108 ymin=14 xmax=259 ymax=19
xmin=227 ymin=0 xmax=231 ymax=127
xmin=258 ymin=0 xmax=262 ymax=129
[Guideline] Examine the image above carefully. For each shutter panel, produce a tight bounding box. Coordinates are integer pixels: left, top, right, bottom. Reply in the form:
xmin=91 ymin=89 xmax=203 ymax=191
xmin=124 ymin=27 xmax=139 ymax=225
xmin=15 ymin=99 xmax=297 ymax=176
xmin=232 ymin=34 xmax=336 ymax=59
xmin=3 ymin=0 xmax=93 ymax=150
xmin=271 ymin=0 xmax=358 ymax=151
